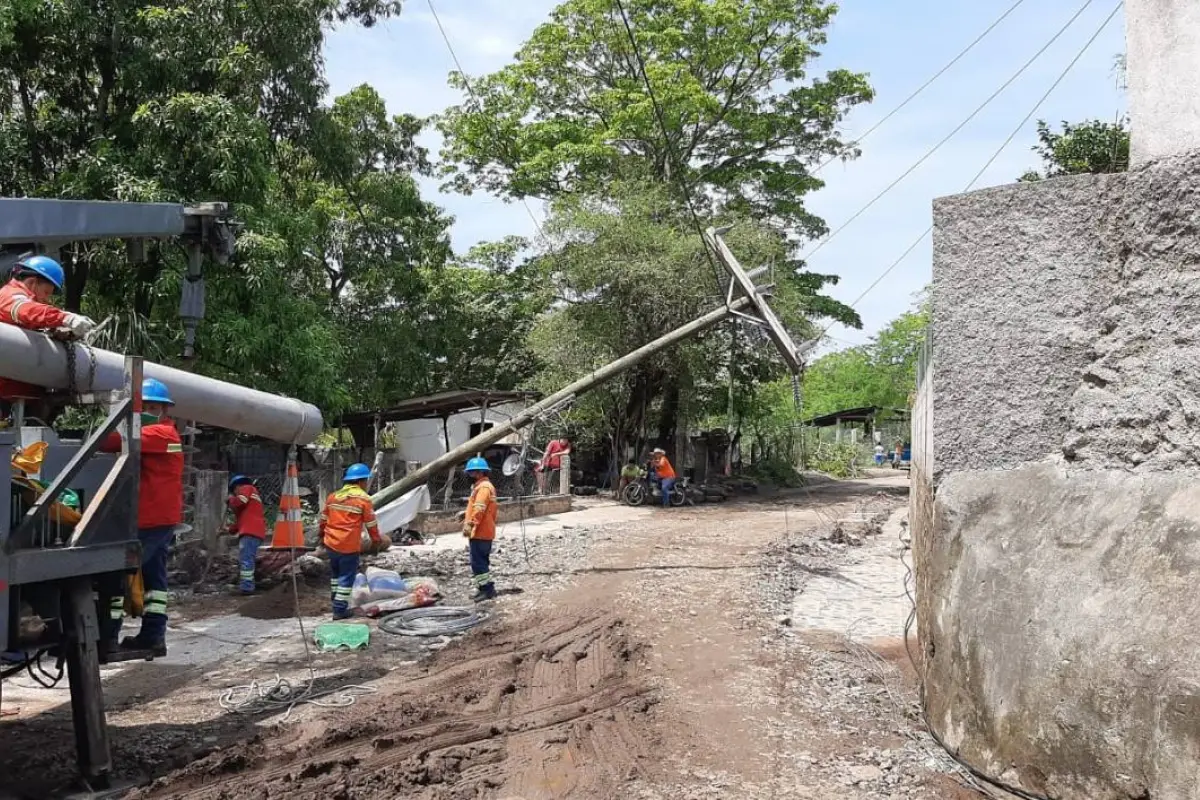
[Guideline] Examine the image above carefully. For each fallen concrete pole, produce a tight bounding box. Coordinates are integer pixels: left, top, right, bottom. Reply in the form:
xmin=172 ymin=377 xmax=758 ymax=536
xmin=370 ymin=294 xmax=754 ymax=508
xmin=0 ymin=324 xmax=323 ymax=443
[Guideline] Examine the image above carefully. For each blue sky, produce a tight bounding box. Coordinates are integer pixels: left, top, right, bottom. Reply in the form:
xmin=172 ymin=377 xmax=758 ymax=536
xmin=324 ymin=0 xmax=1127 ymax=350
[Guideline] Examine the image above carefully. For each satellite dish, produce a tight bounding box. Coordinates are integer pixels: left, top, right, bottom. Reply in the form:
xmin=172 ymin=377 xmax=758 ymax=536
xmin=501 ymin=453 xmax=524 ymax=476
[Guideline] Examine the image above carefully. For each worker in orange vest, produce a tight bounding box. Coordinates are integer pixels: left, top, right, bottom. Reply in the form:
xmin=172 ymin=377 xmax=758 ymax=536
xmin=226 ymin=474 xmax=266 ymax=595
xmin=462 ymin=457 xmax=498 ymax=602
xmin=650 ymin=447 xmax=677 ymax=508
xmin=318 ymin=463 xmax=381 ymax=619
xmin=98 ymin=378 xmax=184 ymax=660
xmin=0 ymin=256 xmax=95 ymax=419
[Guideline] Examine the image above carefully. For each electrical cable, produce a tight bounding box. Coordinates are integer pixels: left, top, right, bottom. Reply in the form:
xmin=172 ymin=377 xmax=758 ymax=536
xmin=766 ymin=0 xmax=1033 ymax=195
xmin=899 ymin=523 xmax=1052 ymax=800
xmin=799 ymin=0 xmax=1100 ymax=265
xmin=819 ymin=0 xmax=1121 ymax=335
xmin=425 ymin=0 xmax=549 ymax=245
xmin=217 ymin=446 xmax=377 ymax=721
xmin=378 ymin=606 xmax=488 ymax=637
xmin=609 ymin=0 xmax=731 ymax=299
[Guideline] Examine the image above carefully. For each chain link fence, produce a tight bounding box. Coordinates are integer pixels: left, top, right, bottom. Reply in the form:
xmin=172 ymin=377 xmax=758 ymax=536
xmin=187 ymin=466 xmax=337 ymax=549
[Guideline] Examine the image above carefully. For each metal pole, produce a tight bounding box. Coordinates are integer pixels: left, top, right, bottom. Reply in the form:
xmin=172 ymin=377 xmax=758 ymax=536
xmin=371 ymin=295 xmax=753 ymax=508
xmin=0 ymin=325 xmax=323 ymax=443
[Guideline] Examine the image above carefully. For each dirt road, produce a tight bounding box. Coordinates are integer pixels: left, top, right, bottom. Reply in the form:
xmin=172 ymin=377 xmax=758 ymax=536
xmin=1 ymin=475 xmax=984 ymax=799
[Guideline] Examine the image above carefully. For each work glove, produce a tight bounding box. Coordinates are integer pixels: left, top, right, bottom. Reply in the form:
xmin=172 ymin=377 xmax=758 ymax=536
xmin=62 ymin=313 xmax=96 ymax=337
xmin=463 ymin=522 xmax=475 ymax=539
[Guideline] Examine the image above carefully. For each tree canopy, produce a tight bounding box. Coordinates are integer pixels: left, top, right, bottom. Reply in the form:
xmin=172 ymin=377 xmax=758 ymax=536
xmin=0 ymin=0 xmax=878 ymax=464
xmin=437 ymin=0 xmax=873 ymax=238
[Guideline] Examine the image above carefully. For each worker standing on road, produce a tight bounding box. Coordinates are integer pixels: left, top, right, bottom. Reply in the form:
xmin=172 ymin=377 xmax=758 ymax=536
xmin=98 ymin=378 xmax=184 ymax=659
xmin=318 ymin=463 xmax=381 ymax=620
xmin=226 ymin=474 xmax=266 ymax=595
xmin=0 ymin=255 xmax=96 ymax=418
xmin=463 ymin=457 xmax=498 ymax=602
xmin=650 ymin=447 xmax=676 ymax=508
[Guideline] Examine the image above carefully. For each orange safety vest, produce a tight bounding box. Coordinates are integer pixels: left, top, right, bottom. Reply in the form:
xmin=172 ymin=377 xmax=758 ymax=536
xmin=319 ymin=484 xmax=380 ymax=554
xmin=465 ymin=478 xmax=498 ymax=541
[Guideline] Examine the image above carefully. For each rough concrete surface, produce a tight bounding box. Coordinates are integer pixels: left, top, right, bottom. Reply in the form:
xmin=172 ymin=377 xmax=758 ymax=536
xmin=930 ymin=170 xmax=1125 ymax=478
xmin=924 ymin=147 xmax=1200 ymax=799
xmin=1064 ymin=149 xmax=1200 ymax=470
xmin=1127 ymin=0 xmax=1200 ymax=165
xmin=925 ymin=462 xmax=1200 ymax=800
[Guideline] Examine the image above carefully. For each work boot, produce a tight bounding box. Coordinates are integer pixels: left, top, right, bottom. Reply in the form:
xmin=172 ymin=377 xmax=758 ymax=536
xmin=332 ymin=609 xmax=354 ymax=621
xmin=97 ymin=639 xmax=119 ymax=664
xmin=118 ymin=635 xmax=166 ymax=659
xmin=471 ymin=588 xmax=497 ymax=603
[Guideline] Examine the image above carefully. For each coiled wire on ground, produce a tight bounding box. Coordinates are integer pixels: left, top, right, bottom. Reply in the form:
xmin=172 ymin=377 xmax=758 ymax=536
xmin=217 ymin=674 xmax=377 ymax=720
xmin=378 ymin=606 xmax=487 ymax=637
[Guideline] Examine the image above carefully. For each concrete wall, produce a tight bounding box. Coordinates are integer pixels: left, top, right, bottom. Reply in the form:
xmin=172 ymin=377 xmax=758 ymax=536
xmin=919 ymin=148 xmax=1200 ymax=799
xmin=1127 ymin=0 xmax=1200 ymax=165
xmin=413 ymin=494 xmax=573 ymax=535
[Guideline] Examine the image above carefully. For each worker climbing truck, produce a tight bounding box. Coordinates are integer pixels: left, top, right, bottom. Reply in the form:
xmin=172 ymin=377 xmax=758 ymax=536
xmin=0 ymin=198 xmax=324 ymax=792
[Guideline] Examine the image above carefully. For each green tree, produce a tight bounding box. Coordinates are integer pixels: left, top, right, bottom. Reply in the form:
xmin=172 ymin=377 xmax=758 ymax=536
xmin=528 ymin=180 xmax=856 ymax=467
xmin=437 ymin=0 xmax=873 ymax=238
xmin=1019 ymin=118 xmax=1130 ymax=182
xmin=800 ymin=296 xmax=928 ymax=418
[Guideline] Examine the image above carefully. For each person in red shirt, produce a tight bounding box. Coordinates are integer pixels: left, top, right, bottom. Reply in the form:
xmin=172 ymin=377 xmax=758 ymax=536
xmin=318 ymin=463 xmax=381 ymax=619
xmin=0 ymin=256 xmax=95 ymax=419
xmin=534 ymin=436 xmax=571 ymax=494
xmin=98 ymin=377 xmax=183 ymax=659
xmin=226 ymin=474 xmax=266 ymax=595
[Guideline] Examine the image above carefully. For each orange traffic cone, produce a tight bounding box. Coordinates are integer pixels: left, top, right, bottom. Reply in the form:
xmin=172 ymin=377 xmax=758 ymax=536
xmin=268 ymin=451 xmax=306 ymax=549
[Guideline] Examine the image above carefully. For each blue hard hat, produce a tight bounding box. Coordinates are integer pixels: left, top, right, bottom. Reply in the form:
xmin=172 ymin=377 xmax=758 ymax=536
xmin=141 ymin=378 xmax=174 ymax=405
xmin=465 ymin=456 xmax=490 ymax=473
xmin=229 ymin=474 xmax=251 ymax=491
xmin=343 ymin=463 xmax=371 ymax=482
xmin=16 ymin=255 xmax=64 ymax=291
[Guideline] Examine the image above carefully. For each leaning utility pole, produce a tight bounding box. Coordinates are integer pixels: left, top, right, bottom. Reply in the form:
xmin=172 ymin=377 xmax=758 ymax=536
xmin=370 ymin=229 xmax=816 ymax=508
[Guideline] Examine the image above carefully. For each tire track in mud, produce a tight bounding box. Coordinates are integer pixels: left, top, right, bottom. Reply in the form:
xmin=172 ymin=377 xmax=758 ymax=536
xmin=130 ymin=610 xmax=658 ymax=800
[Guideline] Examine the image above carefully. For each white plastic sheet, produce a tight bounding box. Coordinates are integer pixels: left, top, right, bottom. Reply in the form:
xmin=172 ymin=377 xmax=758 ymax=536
xmin=374 ymin=484 xmax=431 ymax=534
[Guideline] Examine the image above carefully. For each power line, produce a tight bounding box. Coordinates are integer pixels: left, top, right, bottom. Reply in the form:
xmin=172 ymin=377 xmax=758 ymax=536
xmin=425 ymin=0 xmax=549 ymax=245
xmin=820 ymin=0 xmax=1122 ymax=338
xmin=609 ymin=0 xmax=728 ymax=298
xmin=796 ymin=0 xmax=1034 ymax=184
xmin=799 ymin=0 xmax=1100 ymax=264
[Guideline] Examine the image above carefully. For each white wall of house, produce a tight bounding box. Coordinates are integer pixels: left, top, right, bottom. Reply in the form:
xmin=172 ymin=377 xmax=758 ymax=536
xmin=392 ymin=402 xmax=528 ymax=463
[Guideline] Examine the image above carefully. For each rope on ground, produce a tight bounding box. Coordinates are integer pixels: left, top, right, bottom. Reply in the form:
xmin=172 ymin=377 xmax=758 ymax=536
xmin=378 ymin=606 xmax=488 ymax=638
xmin=215 ymin=446 xmax=377 ymax=722
xmin=217 ymin=674 xmax=377 ymax=719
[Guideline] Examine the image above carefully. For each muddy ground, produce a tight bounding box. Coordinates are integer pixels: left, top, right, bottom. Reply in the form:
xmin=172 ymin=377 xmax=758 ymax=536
xmin=0 ymin=475 xmax=992 ymax=799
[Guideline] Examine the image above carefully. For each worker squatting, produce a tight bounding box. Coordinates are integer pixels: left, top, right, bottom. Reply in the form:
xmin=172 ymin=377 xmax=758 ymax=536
xmin=0 ymin=254 xmax=505 ymax=659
